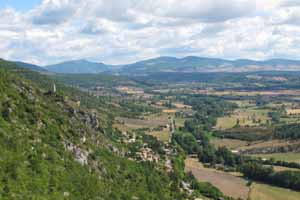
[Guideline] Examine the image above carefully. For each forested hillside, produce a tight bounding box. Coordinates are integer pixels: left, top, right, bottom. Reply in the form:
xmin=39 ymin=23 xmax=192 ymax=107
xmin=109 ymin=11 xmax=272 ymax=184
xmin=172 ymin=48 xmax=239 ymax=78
xmin=0 ymin=60 xmax=192 ymax=199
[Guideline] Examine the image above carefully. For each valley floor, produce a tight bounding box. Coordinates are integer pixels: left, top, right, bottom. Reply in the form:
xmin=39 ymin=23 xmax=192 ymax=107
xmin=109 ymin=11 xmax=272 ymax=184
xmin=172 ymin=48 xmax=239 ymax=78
xmin=185 ymin=157 xmax=300 ymax=200
xmin=185 ymin=158 xmax=249 ymax=200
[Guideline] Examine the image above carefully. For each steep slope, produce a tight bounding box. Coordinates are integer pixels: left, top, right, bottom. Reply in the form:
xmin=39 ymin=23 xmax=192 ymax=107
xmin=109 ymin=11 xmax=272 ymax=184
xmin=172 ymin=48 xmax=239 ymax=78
xmin=52 ymin=73 xmax=138 ymax=89
xmin=0 ymin=60 xmax=191 ymax=200
xmin=45 ymin=59 xmax=111 ymax=74
xmin=15 ymin=61 xmax=47 ymax=72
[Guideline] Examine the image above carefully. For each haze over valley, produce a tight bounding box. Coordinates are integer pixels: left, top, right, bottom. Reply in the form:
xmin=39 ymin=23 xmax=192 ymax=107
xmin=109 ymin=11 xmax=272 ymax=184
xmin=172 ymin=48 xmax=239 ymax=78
xmin=2 ymin=1 xmax=300 ymax=200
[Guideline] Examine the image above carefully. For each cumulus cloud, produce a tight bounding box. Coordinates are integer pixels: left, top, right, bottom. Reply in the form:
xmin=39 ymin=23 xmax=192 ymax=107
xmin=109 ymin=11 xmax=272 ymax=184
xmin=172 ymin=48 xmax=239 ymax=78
xmin=154 ymin=0 xmax=255 ymax=22
xmin=281 ymin=0 xmax=300 ymax=7
xmin=270 ymin=6 xmax=300 ymax=26
xmin=31 ymin=0 xmax=77 ymax=25
xmin=1 ymin=0 xmax=300 ymax=65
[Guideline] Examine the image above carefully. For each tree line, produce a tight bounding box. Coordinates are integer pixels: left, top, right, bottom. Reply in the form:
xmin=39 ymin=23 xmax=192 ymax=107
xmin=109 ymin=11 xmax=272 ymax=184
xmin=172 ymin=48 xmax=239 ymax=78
xmin=173 ymin=95 xmax=300 ymax=192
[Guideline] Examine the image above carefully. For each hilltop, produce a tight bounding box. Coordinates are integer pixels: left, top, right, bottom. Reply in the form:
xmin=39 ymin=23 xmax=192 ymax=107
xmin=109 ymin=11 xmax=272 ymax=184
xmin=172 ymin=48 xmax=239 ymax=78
xmin=45 ymin=59 xmax=114 ymax=74
xmin=41 ymin=56 xmax=300 ymax=75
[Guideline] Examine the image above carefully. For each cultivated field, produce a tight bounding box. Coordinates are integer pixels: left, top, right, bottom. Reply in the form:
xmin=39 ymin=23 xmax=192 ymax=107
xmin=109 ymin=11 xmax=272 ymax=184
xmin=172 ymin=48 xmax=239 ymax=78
xmin=148 ymin=129 xmax=170 ymax=142
xmin=272 ymin=166 xmax=300 ymax=172
xmin=116 ymin=116 xmax=168 ymax=129
xmin=229 ymin=100 xmax=255 ymax=108
xmin=211 ymin=138 xmax=248 ymax=149
xmin=252 ymin=152 xmax=300 ymax=163
xmin=174 ymin=117 xmax=187 ymax=128
xmin=196 ymin=89 xmax=300 ymax=97
xmin=238 ymin=139 xmax=300 ymax=151
xmin=162 ymin=109 xmax=177 ymax=114
xmin=185 ymin=158 xmax=249 ymax=200
xmin=173 ymin=102 xmax=192 ymax=109
xmin=116 ymin=86 xmax=144 ymax=94
xmin=215 ymin=108 xmax=270 ymax=130
xmin=249 ymin=183 xmax=300 ymax=200
xmin=286 ymin=108 xmax=300 ymax=115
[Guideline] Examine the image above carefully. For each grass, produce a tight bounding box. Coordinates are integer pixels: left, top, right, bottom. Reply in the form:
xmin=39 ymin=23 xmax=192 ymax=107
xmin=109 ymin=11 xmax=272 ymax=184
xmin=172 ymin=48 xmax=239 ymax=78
xmin=172 ymin=102 xmax=192 ymax=109
xmin=185 ymin=158 xmax=300 ymax=200
xmin=116 ymin=116 xmax=167 ymax=129
xmin=249 ymin=182 xmax=300 ymax=200
xmin=115 ymin=112 xmax=173 ymax=143
xmin=162 ymin=109 xmax=177 ymax=113
xmin=148 ymin=130 xmax=170 ymax=142
xmin=215 ymin=108 xmax=270 ymax=130
xmin=281 ymin=116 xmax=300 ymax=124
xmin=144 ymin=113 xmax=170 ymax=123
xmin=252 ymin=152 xmax=300 ymax=163
xmin=185 ymin=158 xmax=250 ymax=200
xmin=174 ymin=117 xmax=187 ymax=128
xmin=113 ymin=123 xmax=133 ymax=132
xmin=229 ymin=100 xmax=255 ymax=108
xmin=272 ymin=166 xmax=300 ymax=172
xmin=211 ymin=138 xmax=248 ymax=149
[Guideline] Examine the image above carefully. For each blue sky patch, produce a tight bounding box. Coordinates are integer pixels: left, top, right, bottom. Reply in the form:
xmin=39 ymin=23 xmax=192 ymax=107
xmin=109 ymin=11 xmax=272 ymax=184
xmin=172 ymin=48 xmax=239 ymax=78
xmin=0 ymin=0 xmax=41 ymax=11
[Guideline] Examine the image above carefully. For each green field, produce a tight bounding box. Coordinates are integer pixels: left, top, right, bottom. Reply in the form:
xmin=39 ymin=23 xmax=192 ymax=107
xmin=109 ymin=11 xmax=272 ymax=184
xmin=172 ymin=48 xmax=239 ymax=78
xmin=174 ymin=117 xmax=187 ymax=128
xmin=229 ymin=100 xmax=255 ymax=108
xmin=211 ymin=138 xmax=248 ymax=149
xmin=216 ymin=108 xmax=270 ymax=130
xmin=250 ymin=182 xmax=300 ymax=200
xmin=148 ymin=130 xmax=170 ymax=142
xmin=252 ymin=152 xmax=300 ymax=163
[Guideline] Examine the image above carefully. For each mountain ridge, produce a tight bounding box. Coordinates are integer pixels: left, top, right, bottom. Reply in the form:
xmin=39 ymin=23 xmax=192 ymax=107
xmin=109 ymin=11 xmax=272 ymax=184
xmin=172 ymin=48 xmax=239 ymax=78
xmin=120 ymin=56 xmax=300 ymax=75
xmin=15 ymin=61 xmax=47 ymax=72
xmin=17 ymin=56 xmax=300 ymax=75
xmin=45 ymin=59 xmax=113 ymax=74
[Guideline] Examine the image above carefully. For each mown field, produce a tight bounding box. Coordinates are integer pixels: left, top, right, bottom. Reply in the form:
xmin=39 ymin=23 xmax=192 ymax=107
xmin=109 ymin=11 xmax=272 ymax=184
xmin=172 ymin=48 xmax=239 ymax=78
xmin=185 ymin=158 xmax=300 ymax=200
xmin=148 ymin=130 xmax=170 ymax=142
xmin=249 ymin=183 xmax=300 ymax=200
xmin=211 ymin=138 xmax=248 ymax=149
xmin=215 ymin=108 xmax=270 ymax=130
xmin=252 ymin=152 xmax=300 ymax=163
xmin=185 ymin=158 xmax=250 ymax=200
xmin=197 ymin=89 xmax=300 ymax=97
xmin=114 ymin=114 xmax=169 ymax=131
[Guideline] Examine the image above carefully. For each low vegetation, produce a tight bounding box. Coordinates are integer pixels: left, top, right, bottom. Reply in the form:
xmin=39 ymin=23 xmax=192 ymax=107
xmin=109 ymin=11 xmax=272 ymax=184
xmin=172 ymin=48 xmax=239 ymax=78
xmin=249 ymin=182 xmax=300 ymax=200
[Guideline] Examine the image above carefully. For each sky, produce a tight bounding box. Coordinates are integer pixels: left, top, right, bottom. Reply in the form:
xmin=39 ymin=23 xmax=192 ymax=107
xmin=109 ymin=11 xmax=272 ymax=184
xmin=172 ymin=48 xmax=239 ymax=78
xmin=1 ymin=0 xmax=300 ymax=65
xmin=0 ymin=0 xmax=41 ymax=10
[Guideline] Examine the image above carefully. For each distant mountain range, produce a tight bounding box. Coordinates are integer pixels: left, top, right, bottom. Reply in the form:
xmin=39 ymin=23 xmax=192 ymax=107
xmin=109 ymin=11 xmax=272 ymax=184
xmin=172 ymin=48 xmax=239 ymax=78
xmin=119 ymin=56 xmax=300 ymax=75
xmin=44 ymin=59 xmax=114 ymax=74
xmin=15 ymin=61 xmax=47 ymax=72
xmin=13 ymin=56 xmax=300 ymax=75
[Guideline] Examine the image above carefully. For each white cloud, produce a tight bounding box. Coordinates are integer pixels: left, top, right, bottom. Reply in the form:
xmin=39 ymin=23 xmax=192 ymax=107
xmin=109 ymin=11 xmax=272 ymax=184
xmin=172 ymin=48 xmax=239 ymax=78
xmin=271 ymin=7 xmax=300 ymax=26
xmin=30 ymin=0 xmax=78 ymax=25
xmin=0 ymin=0 xmax=300 ymax=65
xmin=281 ymin=0 xmax=300 ymax=7
xmin=153 ymin=0 xmax=255 ymax=22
